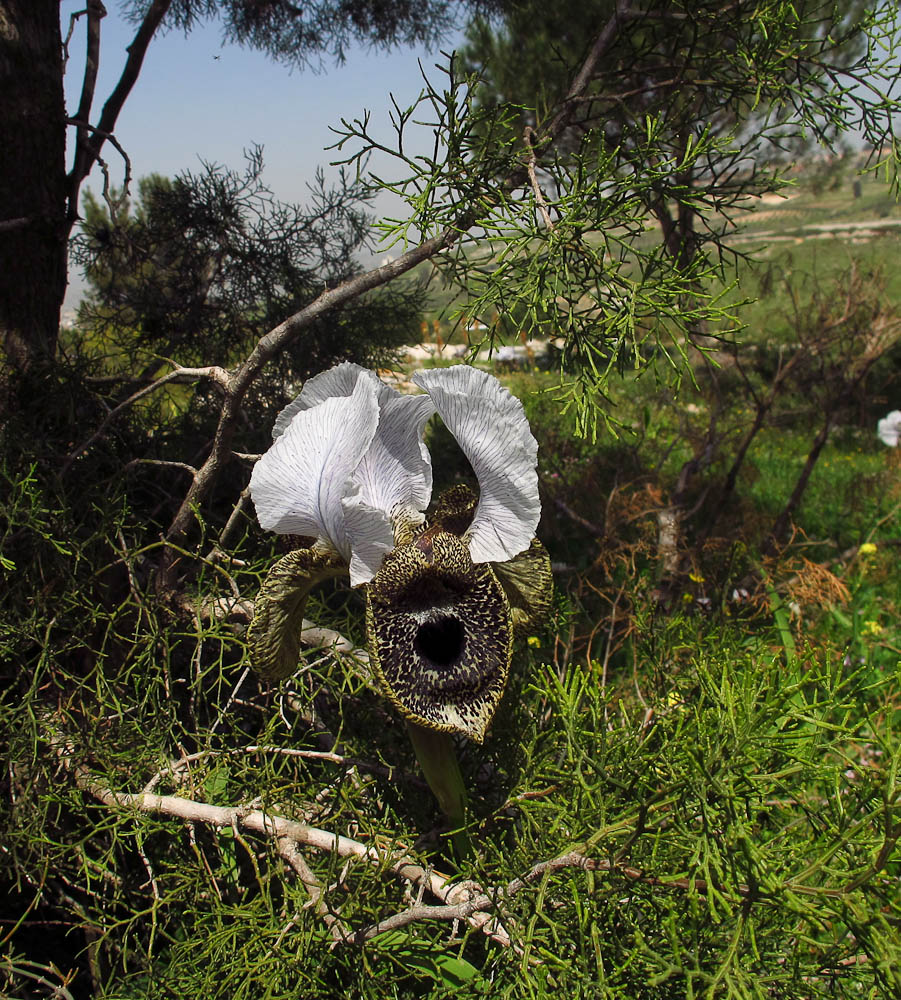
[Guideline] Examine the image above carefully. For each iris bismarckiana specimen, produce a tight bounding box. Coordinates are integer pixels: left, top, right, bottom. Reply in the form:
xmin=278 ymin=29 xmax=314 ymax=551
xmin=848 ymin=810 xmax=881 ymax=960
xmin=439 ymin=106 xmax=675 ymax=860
xmin=877 ymin=409 xmax=901 ymax=447
xmin=247 ymin=362 xmax=552 ymax=850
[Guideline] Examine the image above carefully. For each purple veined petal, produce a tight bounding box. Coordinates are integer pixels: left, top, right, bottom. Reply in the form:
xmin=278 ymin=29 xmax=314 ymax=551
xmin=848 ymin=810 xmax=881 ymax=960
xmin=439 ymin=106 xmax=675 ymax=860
xmin=412 ymin=366 xmax=540 ymax=564
xmin=877 ymin=409 xmax=901 ymax=447
xmin=271 ymin=362 xmax=374 ymax=441
xmin=343 ymin=390 xmax=436 ymax=585
xmin=249 ymin=370 xmax=380 ymax=559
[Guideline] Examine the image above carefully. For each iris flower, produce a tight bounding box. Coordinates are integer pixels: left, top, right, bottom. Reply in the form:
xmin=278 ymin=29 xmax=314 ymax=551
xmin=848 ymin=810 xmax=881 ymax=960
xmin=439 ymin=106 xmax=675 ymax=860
xmin=877 ymin=410 xmax=901 ymax=447
xmin=247 ymin=363 xmax=552 ymax=852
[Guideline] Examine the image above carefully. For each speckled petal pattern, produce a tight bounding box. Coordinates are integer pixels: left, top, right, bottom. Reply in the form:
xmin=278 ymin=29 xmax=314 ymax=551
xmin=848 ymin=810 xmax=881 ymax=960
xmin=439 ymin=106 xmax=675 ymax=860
xmin=366 ymin=530 xmax=513 ymax=742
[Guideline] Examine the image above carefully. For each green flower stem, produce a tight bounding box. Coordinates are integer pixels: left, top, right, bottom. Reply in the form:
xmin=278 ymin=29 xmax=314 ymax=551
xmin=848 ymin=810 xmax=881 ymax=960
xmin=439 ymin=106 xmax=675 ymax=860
xmin=405 ymin=721 xmax=473 ymax=861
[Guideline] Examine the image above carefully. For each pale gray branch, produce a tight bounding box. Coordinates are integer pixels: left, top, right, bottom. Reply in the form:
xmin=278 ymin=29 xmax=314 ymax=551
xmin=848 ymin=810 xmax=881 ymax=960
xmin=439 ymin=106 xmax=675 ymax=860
xmin=62 ymin=364 xmax=229 ymax=475
xmin=277 ymin=835 xmax=349 ymax=942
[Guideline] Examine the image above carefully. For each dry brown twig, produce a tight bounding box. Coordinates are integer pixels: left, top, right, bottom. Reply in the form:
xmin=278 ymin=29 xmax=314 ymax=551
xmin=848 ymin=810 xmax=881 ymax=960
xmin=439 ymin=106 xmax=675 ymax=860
xmin=62 ymin=362 xmax=230 ymax=475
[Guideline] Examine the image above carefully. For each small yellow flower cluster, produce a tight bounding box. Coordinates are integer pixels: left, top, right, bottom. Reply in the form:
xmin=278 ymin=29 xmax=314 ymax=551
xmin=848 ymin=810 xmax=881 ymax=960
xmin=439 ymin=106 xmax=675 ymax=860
xmin=861 ymin=620 xmax=884 ymax=638
xmin=527 ymin=636 xmax=541 ymax=648
xmin=858 ymin=542 xmax=878 ymax=556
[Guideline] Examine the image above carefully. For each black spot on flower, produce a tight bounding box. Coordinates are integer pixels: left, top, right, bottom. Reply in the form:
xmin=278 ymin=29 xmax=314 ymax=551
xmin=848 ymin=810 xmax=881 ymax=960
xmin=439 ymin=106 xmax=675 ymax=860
xmin=365 ymin=530 xmax=512 ymax=742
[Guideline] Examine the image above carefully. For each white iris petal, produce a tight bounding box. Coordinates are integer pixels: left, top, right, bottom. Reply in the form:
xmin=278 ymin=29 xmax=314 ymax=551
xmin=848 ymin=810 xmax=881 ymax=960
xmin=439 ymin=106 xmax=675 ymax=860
xmin=255 ymin=362 xmax=437 ymax=586
xmin=271 ymin=361 xmax=378 ymax=441
xmin=343 ymin=391 xmax=436 ymax=585
xmin=877 ymin=410 xmax=901 ymax=447
xmin=253 ymin=363 xmax=541 ymax=583
xmin=249 ymin=371 xmax=380 ymax=558
xmin=412 ymin=366 xmax=540 ymax=564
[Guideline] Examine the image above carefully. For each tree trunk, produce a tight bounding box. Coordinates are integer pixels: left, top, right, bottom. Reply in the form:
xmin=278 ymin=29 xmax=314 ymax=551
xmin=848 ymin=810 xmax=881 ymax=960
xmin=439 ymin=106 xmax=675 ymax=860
xmin=0 ymin=0 xmax=68 ymax=369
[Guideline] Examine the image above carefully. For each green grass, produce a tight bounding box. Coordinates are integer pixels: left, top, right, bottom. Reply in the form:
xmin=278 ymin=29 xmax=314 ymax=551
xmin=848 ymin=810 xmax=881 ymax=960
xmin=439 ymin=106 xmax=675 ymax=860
xmin=3 ymin=157 xmax=901 ymax=999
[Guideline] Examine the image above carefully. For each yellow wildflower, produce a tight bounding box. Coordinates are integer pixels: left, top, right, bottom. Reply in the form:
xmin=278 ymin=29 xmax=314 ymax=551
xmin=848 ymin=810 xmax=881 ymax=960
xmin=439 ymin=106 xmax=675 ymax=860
xmin=858 ymin=542 xmax=878 ymax=556
xmin=527 ymin=635 xmax=541 ymax=648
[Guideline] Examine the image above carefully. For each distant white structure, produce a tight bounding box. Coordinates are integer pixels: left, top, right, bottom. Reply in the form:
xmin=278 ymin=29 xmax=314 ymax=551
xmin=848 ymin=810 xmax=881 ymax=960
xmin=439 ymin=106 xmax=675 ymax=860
xmin=497 ymin=344 xmax=529 ymax=365
xmin=492 ymin=341 xmax=558 ymax=370
xmin=877 ymin=410 xmax=901 ymax=447
xmin=403 ymin=343 xmax=467 ymax=362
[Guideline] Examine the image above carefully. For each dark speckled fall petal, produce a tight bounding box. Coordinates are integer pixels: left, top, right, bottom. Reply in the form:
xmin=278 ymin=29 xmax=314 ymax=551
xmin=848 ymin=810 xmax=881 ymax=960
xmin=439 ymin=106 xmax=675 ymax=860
xmin=365 ymin=530 xmax=513 ymax=743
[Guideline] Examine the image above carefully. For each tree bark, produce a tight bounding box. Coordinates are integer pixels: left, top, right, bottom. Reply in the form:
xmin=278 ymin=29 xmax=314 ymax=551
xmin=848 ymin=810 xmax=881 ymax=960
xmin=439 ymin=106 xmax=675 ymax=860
xmin=0 ymin=1 xmax=68 ymax=369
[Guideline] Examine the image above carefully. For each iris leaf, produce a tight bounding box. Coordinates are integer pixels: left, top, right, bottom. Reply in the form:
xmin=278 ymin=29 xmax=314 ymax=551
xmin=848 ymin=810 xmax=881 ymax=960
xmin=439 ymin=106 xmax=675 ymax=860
xmin=248 ymin=547 xmax=347 ymax=682
xmin=491 ymin=537 xmax=554 ymax=637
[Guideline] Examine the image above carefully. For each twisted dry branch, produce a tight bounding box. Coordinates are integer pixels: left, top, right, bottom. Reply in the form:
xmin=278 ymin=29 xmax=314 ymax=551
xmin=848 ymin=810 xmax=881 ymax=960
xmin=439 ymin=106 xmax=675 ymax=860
xmin=59 ymin=746 xmax=510 ymax=946
xmin=50 ymin=716 xmax=891 ymax=952
xmin=62 ymin=362 xmax=229 ymax=475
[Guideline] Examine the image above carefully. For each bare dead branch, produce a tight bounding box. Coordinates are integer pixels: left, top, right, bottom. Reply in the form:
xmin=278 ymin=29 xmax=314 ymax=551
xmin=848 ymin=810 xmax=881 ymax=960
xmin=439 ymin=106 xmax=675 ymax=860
xmin=65 ymin=118 xmax=132 ymax=220
xmin=124 ymin=458 xmax=197 ymax=476
xmin=524 ymin=127 xmax=554 ymax=231
xmin=215 ymin=488 xmax=252 ymax=553
xmin=66 ymin=0 xmax=174 ymax=231
xmin=69 ymin=0 xmax=107 ymax=200
xmin=348 ymin=846 xmax=765 ymax=945
xmin=142 ymin=745 xmax=414 ymax=795
xmin=60 ymin=753 xmax=504 ymax=936
xmin=62 ymin=363 xmax=229 ymax=475
xmin=62 ymin=7 xmax=88 ymax=71
xmin=277 ymin=835 xmax=349 ymax=943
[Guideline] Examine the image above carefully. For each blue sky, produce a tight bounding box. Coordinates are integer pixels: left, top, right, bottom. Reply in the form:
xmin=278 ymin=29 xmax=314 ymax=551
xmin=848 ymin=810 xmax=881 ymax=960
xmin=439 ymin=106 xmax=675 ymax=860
xmin=61 ymin=1 xmax=464 ymax=306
